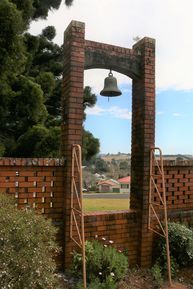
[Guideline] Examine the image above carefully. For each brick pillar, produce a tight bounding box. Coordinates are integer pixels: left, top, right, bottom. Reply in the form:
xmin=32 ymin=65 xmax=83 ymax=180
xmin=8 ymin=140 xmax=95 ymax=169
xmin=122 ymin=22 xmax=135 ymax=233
xmin=62 ymin=21 xmax=85 ymax=268
xmin=130 ymin=38 xmax=155 ymax=266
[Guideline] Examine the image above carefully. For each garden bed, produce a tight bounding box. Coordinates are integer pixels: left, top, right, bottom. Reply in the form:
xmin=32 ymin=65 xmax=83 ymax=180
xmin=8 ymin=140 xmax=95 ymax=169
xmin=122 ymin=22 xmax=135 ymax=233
xmin=57 ymin=267 xmax=193 ymax=289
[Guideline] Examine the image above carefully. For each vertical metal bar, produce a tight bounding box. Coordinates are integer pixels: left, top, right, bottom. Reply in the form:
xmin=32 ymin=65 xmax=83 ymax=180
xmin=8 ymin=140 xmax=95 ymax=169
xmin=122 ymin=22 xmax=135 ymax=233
xmin=149 ymin=147 xmax=172 ymax=287
xmin=76 ymin=145 xmax=86 ymax=289
xmin=148 ymin=149 xmax=153 ymax=230
xmin=159 ymin=149 xmax=172 ymax=286
xmin=70 ymin=144 xmax=86 ymax=289
xmin=70 ymin=149 xmax=75 ymax=240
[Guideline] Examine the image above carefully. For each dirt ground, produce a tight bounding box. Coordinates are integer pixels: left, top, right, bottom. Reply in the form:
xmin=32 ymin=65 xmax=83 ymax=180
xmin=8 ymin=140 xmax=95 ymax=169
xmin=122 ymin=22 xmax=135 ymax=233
xmin=57 ymin=267 xmax=193 ymax=289
xmin=118 ymin=268 xmax=193 ymax=289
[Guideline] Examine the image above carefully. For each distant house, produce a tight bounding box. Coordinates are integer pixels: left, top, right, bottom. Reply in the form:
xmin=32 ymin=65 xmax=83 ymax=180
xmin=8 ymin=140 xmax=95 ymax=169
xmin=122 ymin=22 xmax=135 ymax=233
xmin=97 ymin=176 xmax=131 ymax=194
xmin=117 ymin=176 xmax=131 ymax=194
xmin=98 ymin=179 xmax=120 ymax=193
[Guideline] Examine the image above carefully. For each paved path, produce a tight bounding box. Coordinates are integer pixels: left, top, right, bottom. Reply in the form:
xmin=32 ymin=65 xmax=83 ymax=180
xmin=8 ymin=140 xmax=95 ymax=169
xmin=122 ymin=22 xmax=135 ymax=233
xmin=83 ymin=193 xmax=129 ymax=199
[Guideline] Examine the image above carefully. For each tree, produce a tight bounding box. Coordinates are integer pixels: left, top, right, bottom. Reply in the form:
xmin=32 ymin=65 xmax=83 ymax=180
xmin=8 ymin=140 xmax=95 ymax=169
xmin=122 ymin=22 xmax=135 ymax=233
xmin=119 ymin=160 xmax=129 ymax=170
xmin=22 ymin=29 xmax=99 ymax=160
xmin=11 ymin=0 xmax=74 ymax=24
xmin=82 ymin=130 xmax=100 ymax=162
xmin=94 ymin=158 xmax=109 ymax=173
xmin=0 ymin=1 xmax=100 ymax=161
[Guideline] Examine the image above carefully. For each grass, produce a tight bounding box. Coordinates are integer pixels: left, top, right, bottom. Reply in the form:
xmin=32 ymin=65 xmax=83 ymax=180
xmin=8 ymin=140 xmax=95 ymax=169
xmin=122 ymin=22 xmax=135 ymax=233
xmin=83 ymin=198 xmax=130 ymax=212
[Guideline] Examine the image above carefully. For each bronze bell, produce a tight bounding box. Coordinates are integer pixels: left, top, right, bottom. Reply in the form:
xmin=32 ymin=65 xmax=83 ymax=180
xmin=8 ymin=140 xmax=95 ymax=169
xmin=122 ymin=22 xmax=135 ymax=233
xmin=100 ymin=70 xmax=122 ymax=97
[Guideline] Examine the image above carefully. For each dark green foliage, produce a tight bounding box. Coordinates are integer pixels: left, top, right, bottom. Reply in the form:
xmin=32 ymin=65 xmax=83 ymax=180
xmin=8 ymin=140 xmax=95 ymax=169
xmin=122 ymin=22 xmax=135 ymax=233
xmin=33 ymin=0 xmax=62 ymax=19
xmin=151 ymin=263 xmax=164 ymax=287
xmin=36 ymin=72 xmax=55 ymax=99
xmin=42 ymin=26 xmax=56 ymax=41
xmin=94 ymin=158 xmax=109 ymax=172
xmin=10 ymin=76 xmax=47 ymax=125
xmin=13 ymin=0 xmax=74 ymax=22
xmin=0 ymin=193 xmax=60 ymax=289
xmin=167 ymin=222 xmax=193 ymax=266
xmin=153 ymin=222 xmax=193 ymax=280
xmin=0 ymin=0 xmax=25 ymax=75
xmin=72 ymin=240 xmax=128 ymax=288
xmin=0 ymin=0 xmax=99 ymax=161
xmin=83 ymin=130 xmax=100 ymax=162
xmin=119 ymin=160 xmax=129 ymax=170
xmin=65 ymin=0 xmax=74 ymax=6
xmin=78 ymin=277 xmax=117 ymax=289
xmin=11 ymin=0 xmax=34 ymax=26
xmin=83 ymin=87 xmax=97 ymax=109
xmin=83 ymin=86 xmax=97 ymax=120
xmin=14 ymin=125 xmax=60 ymax=157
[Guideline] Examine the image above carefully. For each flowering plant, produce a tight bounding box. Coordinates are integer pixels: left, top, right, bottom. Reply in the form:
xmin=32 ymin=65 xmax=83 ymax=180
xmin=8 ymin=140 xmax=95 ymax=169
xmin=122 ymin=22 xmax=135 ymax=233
xmin=0 ymin=193 xmax=60 ymax=289
xmin=71 ymin=236 xmax=128 ymax=288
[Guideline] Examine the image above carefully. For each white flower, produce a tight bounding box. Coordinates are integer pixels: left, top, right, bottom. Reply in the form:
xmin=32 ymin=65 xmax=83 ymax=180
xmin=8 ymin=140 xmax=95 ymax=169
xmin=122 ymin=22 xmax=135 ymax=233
xmin=110 ymin=272 xmax=115 ymax=277
xmin=104 ymin=244 xmax=107 ymax=247
xmin=99 ymin=272 xmax=102 ymax=275
xmin=102 ymin=237 xmax=106 ymax=241
xmin=95 ymin=235 xmax=98 ymax=239
xmin=109 ymin=240 xmax=114 ymax=244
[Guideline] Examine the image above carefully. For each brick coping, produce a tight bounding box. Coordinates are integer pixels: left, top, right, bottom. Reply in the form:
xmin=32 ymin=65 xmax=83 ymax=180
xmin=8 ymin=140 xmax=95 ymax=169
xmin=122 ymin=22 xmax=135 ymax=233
xmin=0 ymin=157 xmax=65 ymax=166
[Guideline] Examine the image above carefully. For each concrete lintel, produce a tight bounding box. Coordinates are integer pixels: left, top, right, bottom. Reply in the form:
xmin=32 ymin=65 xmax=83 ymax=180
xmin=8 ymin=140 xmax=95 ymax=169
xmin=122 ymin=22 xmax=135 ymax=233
xmin=84 ymin=40 xmax=141 ymax=79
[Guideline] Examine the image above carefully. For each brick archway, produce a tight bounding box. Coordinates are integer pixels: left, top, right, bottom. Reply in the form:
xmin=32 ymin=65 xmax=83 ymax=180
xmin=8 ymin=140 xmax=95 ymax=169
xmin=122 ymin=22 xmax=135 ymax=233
xmin=62 ymin=20 xmax=155 ymax=268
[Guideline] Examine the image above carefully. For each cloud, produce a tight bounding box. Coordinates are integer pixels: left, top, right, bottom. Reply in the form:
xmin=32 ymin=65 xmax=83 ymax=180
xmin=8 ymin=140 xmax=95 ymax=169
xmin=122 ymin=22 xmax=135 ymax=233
xmin=30 ymin=0 xmax=193 ymax=91
xmin=85 ymin=105 xmax=132 ymax=120
xmin=108 ymin=106 xmax=132 ymax=120
xmin=122 ymin=88 xmax=132 ymax=94
xmin=85 ymin=105 xmax=105 ymax=116
xmin=157 ymin=111 xmax=164 ymax=115
xmin=173 ymin=113 xmax=182 ymax=117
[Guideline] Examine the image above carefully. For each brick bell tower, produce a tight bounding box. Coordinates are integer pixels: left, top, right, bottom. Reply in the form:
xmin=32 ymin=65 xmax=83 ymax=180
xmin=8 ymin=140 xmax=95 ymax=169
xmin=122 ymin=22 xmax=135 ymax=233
xmin=62 ymin=20 xmax=155 ymax=268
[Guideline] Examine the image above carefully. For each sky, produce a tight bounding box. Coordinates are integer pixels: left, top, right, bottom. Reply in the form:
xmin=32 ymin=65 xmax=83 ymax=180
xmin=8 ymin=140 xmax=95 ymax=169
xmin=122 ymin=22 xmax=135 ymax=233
xmin=30 ymin=0 xmax=193 ymax=155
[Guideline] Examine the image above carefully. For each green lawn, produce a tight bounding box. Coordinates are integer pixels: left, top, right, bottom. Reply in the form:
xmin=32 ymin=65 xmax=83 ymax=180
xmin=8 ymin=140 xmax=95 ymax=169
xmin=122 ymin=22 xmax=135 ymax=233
xmin=83 ymin=198 xmax=130 ymax=212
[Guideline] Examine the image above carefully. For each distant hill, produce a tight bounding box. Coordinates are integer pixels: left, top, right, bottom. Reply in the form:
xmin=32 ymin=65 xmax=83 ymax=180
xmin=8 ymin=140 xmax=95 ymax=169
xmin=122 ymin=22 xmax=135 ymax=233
xmin=83 ymin=153 xmax=193 ymax=189
xmin=100 ymin=153 xmax=193 ymax=162
xmin=101 ymin=153 xmax=131 ymax=162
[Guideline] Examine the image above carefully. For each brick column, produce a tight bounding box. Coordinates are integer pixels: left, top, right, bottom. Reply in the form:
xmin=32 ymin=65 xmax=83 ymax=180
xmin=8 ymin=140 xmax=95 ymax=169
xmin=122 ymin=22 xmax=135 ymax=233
xmin=130 ymin=38 xmax=155 ymax=266
xmin=62 ymin=21 xmax=85 ymax=268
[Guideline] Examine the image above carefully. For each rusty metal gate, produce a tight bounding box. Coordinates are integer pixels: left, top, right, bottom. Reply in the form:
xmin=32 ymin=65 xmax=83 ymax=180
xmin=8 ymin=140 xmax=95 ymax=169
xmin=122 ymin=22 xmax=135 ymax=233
xmin=70 ymin=144 xmax=86 ymax=288
xmin=149 ymin=147 xmax=172 ymax=287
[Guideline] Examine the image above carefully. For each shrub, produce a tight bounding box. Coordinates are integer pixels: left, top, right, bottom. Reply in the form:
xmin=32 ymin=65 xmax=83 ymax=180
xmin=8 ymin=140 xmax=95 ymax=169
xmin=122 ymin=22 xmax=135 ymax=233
xmin=167 ymin=222 xmax=193 ymax=266
xmin=151 ymin=262 xmax=164 ymax=287
xmin=0 ymin=193 xmax=60 ymax=289
xmin=153 ymin=222 xmax=193 ymax=278
xmin=72 ymin=239 xmax=128 ymax=288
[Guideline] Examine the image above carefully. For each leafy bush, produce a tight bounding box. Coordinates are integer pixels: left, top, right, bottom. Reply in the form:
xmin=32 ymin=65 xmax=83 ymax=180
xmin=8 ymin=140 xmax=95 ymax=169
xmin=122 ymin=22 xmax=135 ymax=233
xmin=167 ymin=222 xmax=193 ymax=266
xmin=151 ymin=262 xmax=164 ymax=287
xmin=0 ymin=193 xmax=60 ymax=289
xmin=153 ymin=222 xmax=193 ymax=279
xmin=72 ymin=239 xmax=128 ymax=288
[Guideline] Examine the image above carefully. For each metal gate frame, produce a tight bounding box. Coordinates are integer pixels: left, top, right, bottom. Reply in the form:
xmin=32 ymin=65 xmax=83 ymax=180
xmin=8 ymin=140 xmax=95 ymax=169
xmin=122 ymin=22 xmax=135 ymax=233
xmin=70 ymin=144 xmax=86 ymax=288
xmin=148 ymin=147 xmax=172 ymax=287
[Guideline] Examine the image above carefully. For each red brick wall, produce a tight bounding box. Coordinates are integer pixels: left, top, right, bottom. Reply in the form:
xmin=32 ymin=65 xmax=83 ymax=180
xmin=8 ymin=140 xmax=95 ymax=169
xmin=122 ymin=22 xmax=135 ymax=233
xmin=0 ymin=157 xmax=65 ymax=267
xmin=1 ymin=158 xmax=193 ymax=269
xmin=84 ymin=210 xmax=139 ymax=266
xmin=155 ymin=161 xmax=193 ymax=212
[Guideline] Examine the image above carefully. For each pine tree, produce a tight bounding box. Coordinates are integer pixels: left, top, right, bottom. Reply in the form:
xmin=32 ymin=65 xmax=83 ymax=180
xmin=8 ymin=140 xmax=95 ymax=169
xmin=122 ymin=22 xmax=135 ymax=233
xmin=0 ymin=0 xmax=100 ymax=160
